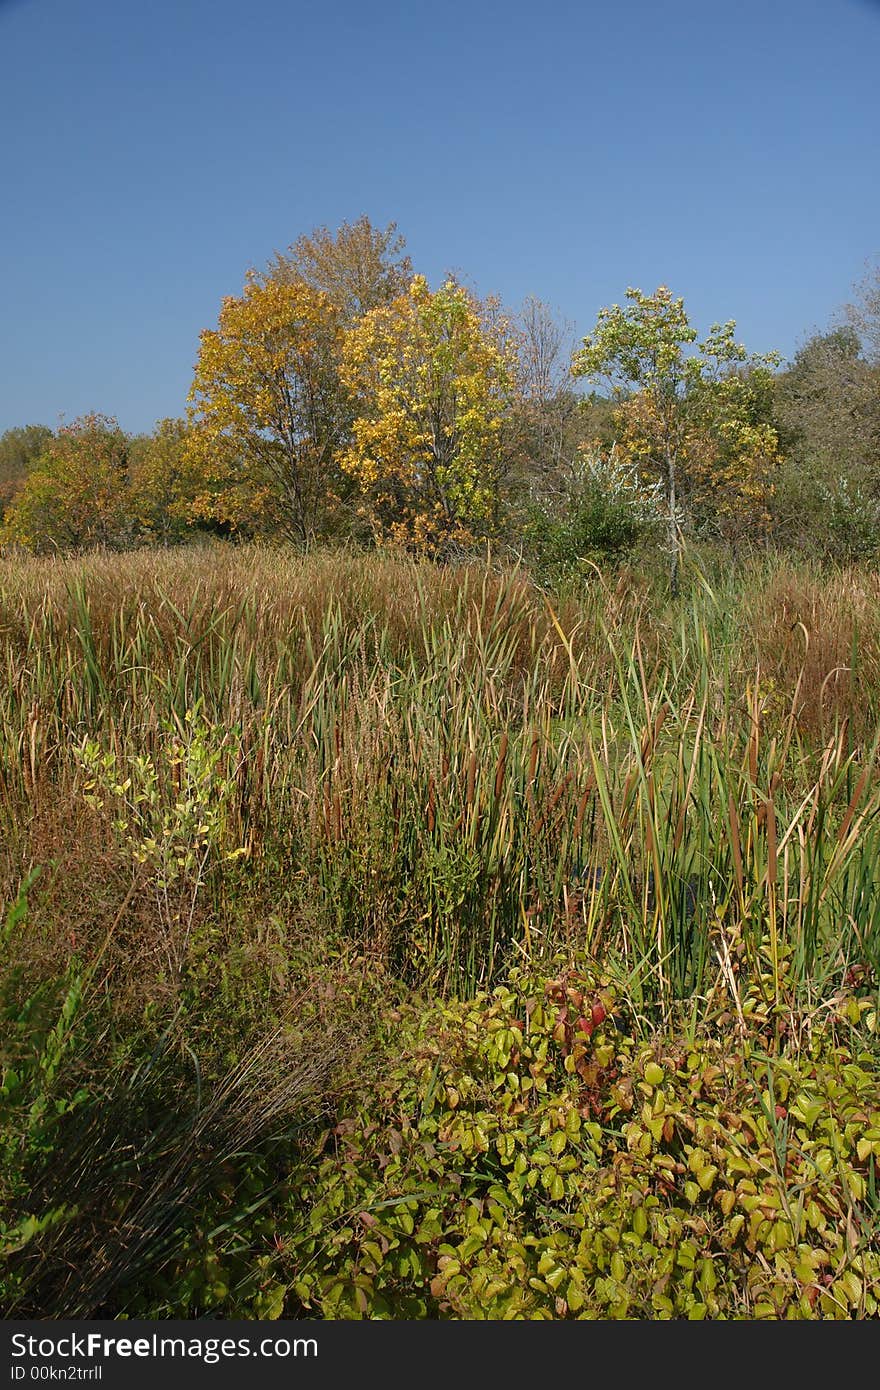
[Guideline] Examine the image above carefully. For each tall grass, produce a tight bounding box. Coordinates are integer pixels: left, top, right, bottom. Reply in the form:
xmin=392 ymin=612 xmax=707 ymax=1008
xmin=3 ymin=542 xmax=880 ymax=1315
xmin=2 ymin=543 xmax=879 ymax=1008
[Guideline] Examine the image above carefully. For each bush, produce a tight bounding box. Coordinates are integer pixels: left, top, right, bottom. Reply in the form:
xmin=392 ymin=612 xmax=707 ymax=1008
xmin=520 ymin=452 xmax=658 ymax=578
xmin=818 ymin=478 xmax=880 ymax=564
xmin=770 ymin=463 xmax=880 ymax=563
xmin=285 ymin=957 xmax=880 ymax=1319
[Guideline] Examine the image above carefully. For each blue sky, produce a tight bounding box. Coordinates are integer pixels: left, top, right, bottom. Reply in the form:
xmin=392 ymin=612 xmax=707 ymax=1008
xmin=1 ymin=0 xmax=878 ymax=435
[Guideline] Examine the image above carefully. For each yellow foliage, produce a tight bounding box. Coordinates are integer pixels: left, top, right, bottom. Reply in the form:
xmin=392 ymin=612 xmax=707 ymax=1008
xmin=614 ymin=385 xmax=780 ymax=528
xmin=186 ymin=274 xmax=346 ymax=543
xmin=339 ymin=276 xmax=516 ymax=551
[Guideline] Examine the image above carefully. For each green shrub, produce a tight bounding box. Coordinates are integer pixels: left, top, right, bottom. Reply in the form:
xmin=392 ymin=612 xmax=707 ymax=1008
xmin=521 ymin=453 xmax=658 ymax=577
xmin=771 ymin=464 xmax=880 ymax=563
xmin=819 ymin=478 xmax=880 ymax=564
xmin=285 ymin=957 xmax=880 ymax=1319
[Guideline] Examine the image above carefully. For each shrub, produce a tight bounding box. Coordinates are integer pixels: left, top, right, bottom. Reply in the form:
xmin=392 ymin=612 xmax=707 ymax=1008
xmin=521 ymin=452 xmax=659 ymax=578
xmin=285 ymin=957 xmax=880 ymax=1319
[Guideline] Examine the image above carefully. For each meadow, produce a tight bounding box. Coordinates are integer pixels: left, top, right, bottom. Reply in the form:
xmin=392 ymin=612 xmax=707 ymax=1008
xmin=1 ymin=543 xmax=879 ymax=1318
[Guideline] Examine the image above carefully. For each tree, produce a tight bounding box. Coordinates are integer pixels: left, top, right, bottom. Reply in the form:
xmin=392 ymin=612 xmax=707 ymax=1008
xmin=771 ymin=325 xmax=880 ymax=557
xmin=775 ymin=327 xmax=876 ymax=475
xmin=127 ymin=418 xmax=196 ymax=542
xmin=338 ymin=276 xmax=517 ymax=552
xmin=268 ymin=216 xmax=412 ymax=326
xmin=511 ymin=296 xmax=584 ymax=481
xmin=0 ymin=424 xmax=53 ymax=518
xmin=845 ymin=259 xmax=880 ymax=365
xmin=1 ymin=415 xmax=132 ymax=551
xmin=571 ymin=287 xmax=780 ymax=591
xmin=186 ymin=274 xmax=349 ymax=545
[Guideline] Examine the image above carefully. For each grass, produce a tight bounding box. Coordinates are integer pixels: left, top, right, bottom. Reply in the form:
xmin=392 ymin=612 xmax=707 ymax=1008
xmin=1 ymin=541 xmax=879 ymax=1316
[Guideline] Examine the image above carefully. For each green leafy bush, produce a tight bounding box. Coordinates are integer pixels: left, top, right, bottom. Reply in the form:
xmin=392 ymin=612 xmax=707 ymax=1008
xmin=771 ymin=464 xmax=880 ymax=563
xmin=819 ymin=478 xmax=880 ymax=564
xmin=521 ymin=452 xmax=658 ymax=577
xmin=285 ymin=958 xmax=880 ymax=1319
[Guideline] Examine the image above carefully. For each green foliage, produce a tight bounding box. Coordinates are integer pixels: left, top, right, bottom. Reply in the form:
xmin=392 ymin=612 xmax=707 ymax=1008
xmin=770 ymin=324 xmax=880 ymax=560
xmin=521 ymin=451 xmax=659 ymax=575
xmin=775 ymin=328 xmax=879 ymax=476
xmin=0 ymin=246 xmax=877 ymax=566
xmin=76 ymin=707 xmax=248 ymax=978
xmin=0 ymin=867 xmax=370 ymax=1317
xmin=572 ymin=286 xmax=699 ymax=391
xmin=3 ymin=545 xmax=880 ymax=1317
xmin=0 ymin=416 xmax=203 ymax=554
xmin=571 ymin=288 xmax=781 ymax=588
xmin=286 ymin=960 xmax=880 ymax=1319
xmin=0 ymin=425 xmax=53 ymax=519
xmin=819 ymin=479 xmax=880 ymax=563
xmin=770 ymin=463 xmax=880 ymax=563
xmin=1 ymin=415 xmax=133 ymax=552
xmin=1 ymin=871 xmax=89 ymax=1304
xmin=127 ymin=417 xmax=198 ymax=542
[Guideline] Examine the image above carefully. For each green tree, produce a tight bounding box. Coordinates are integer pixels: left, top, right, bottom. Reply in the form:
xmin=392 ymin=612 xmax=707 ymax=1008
xmin=771 ymin=314 xmax=880 ymax=558
xmin=128 ymin=418 xmax=197 ymax=542
xmin=572 ymin=287 xmax=780 ymax=591
xmin=1 ymin=415 xmax=132 ymax=552
xmin=774 ymin=327 xmax=876 ymax=476
xmin=0 ymin=424 xmax=53 ymax=519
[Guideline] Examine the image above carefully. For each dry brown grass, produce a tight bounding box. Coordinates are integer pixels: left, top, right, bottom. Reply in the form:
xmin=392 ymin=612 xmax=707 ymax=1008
xmin=747 ymin=566 xmax=880 ymax=742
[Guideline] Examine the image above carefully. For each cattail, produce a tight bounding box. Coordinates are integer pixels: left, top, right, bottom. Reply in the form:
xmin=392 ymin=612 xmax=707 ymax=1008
xmin=494 ymin=731 xmax=508 ymax=801
xmin=465 ymin=749 xmax=477 ymax=812
xmin=837 ymin=756 xmax=872 ymax=848
xmin=574 ymin=777 xmax=595 ymax=842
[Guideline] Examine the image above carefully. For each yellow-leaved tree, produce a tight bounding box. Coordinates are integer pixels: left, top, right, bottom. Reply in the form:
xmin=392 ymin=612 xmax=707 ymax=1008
xmin=186 ymin=274 xmax=349 ymax=544
xmin=338 ymin=276 xmax=517 ymax=552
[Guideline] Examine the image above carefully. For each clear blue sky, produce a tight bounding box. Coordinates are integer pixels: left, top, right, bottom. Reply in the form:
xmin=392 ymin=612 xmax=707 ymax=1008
xmin=1 ymin=0 xmax=878 ymax=435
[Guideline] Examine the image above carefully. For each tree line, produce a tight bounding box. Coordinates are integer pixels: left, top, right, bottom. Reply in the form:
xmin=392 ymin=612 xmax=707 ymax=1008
xmin=2 ymin=217 xmax=878 ymax=579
